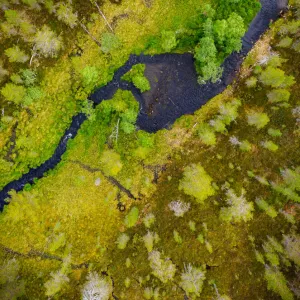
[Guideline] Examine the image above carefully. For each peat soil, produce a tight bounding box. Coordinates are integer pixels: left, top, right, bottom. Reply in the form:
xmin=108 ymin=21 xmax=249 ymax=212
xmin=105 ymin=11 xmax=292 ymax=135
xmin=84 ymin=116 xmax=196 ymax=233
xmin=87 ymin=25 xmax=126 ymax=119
xmin=0 ymin=0 xmax=288 ymax=209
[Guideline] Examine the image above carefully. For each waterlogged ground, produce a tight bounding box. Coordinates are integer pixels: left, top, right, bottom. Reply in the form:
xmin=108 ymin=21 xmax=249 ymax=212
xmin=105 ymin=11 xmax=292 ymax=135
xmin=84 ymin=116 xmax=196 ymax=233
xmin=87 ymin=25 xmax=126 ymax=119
xmin=0 ymin=4 xmax=300 ymax=300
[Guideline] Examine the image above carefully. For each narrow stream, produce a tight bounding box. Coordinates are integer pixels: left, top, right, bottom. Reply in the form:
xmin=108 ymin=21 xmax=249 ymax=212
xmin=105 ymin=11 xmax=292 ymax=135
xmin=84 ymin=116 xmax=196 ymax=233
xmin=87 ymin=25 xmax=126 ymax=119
xmin=0 ymin=0 xmax=288 ymax=209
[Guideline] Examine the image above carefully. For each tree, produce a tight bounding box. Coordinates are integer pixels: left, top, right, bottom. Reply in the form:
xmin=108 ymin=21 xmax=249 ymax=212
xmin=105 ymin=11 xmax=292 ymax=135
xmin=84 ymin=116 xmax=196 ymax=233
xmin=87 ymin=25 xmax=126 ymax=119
xmin=223 ymin=12 xmax=245 ymax=54
xmin=179 ymin=163 xmax=215 ymax=204
xmin=197 ymin=123 xmax=217 ymax=146
xmin=5 ymin=46 xmax=29 ymax=63
xmin=180 ymin=264 xmax=206 ymax=298
xmin=220 ymin=188 xmax=254 ymax=223
xmin=33 ymin=25 xmax=63 ymax=58
xmin=1 ymin=83 xmax=26 ymax=104
xmin=194 ymin=37 xmax=217 ymax=64
xmin=148 ymin=251 xmax=176 ymax=283
xmin=82 ymin=272 xmax=113 ymax=300
xmin=161 ymin=30 xmax=177 ymax=52
xmin=247 ymin=111 xmax=270 ymax=129
xmin=124 ymin=206 xmax=139 ymax=228
xmin=55 ymin=2 xmax=78 ymax=28
xmin=259 ymin=66 xmax=295 ymax=88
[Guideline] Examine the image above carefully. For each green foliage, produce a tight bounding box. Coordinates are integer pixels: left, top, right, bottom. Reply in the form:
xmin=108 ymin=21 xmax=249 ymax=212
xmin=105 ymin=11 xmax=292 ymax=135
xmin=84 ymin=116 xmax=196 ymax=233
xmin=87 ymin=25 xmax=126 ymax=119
xmin=179 ymin=163 xmax=215 ymax=204
xmin=267 ymin=89 xmax=290 ymax=103
xmin=143 ymin=231 xmax=159 ymax=252
xmin=122 ymin=64 xmax=150 ymax=93
xmin=5 ymin=46 xmax=29 ymax=63
xmin=55 ymin=2 xmax=78 ymax=28
xmin=173 ymin=230 xmax=183 ymax=244
xmin=101 ymin=33 xmax=121 ymax=53
xmin=197 ymin=123 xmax=217 ymax=146
xmin=23 ymin=86 xmax=44 ymax=105
xmin=277 ymin=36 xmax=293 ymax=48
xmin=21 ymin=69 xmax=37 ymax=86
xmin=161 ymin=30 xmax=177 ymax=52
xmin=132 ymin=76 xmax=151 ymax=92
xmin=124 ymin=206 xmax=139 ymax=228
xmin=1 ymin=83 xmax=26 ymax=104
xmin=239 ymin=140 xmax=252 ymax=152
xmin=259 ymin=67 xmax=295 ymax=88
xmin=100 ymin=149 xmax=123 ymax=176
xmin=261 ymin=140 xmax=279 ymax=152
xmin=143 ymin=213 xmax=156 ymax=228
xmin=148 ymin=250 xmax=176 ymax=283
xmin=255 ymin=198 xmax=278 ymax=218
xmin=81 ymin=66 xmax=100 ymax=92
xmin=247 ymin=111 xmax=270 ymax=129
xmin=220 ymin=188 xmax=254 ymax=223
xmin=116 ymin=233 xmax=130 ymax=249
xmin=264 ymin=266 xmax=294 ymax=300
xmin=245 ymin=76 xmax=257 ymax=88
xmin=180 ymin=264 xmax=206 ymax=298
xmin=268 ymin=128 xmax=282 ymax=137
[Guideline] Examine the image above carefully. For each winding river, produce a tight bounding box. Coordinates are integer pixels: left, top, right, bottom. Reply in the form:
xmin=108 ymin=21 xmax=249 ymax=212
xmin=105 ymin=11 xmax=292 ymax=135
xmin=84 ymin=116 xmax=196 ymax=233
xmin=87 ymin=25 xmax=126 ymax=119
xmin=0 ymin=0 xmax=288 ymax=210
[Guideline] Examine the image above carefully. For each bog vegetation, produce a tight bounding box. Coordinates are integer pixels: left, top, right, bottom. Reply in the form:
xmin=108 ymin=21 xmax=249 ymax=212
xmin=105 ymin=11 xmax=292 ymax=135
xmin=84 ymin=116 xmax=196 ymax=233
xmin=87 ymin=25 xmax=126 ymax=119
xmin=0 ymin=0 xmax=300 ymax=299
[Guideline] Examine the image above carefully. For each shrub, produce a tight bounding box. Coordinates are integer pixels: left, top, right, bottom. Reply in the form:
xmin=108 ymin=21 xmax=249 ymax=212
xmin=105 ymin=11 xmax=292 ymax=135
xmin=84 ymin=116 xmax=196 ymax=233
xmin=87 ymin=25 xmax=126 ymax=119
xmin=168 ymin=200 xmax=190 ymax=217
xmin=148 ymin=251 xmax=176 ymax=283
xmin=277 ymin=37 xmax=293 ymax=48
xmin=82 ymin=272 xmax=112 ymax=300
xmin=197 ymin=123 xmax=217 ymax=145
xmin=122 ymin=64 xmax=150 ymax=93
xmin=143 ymin=231 xmax=159 ymax=252
xmin=0 ymin=258 xmax=20 ymax=284
xmin=173 ymin=230 xmax=183 ymax=244
xmin=161 ymin=30 xmax=177 ymax=52
xmin=179 ymin=163 xmax=215 ymax=204
xmin=179 ymin=264 xmax=206 ymax=298
xmin=239 ymin=140 xmax=252 ymax=152
xmin=143 ymin=213 xmax=156 ymax=228
xmin=116 ymin=233 xmax=130 ymax=249
xmin=81 ymin=66 xmax=100 ymax=91
xmin=101 ymin=33 xmax=121 ymax=53
xmin=245 ymin=76 xmax=257 ymax=88
xmin=5 ymin=46 xmax=29 ymax=63
xmin=100 ymin=150 xmax=123 ymax=176
xmin=267 ymin=89 xmax=290 ymax=103
xmin=220 ymin=188 xmax=254 ymax=223
xmin=268 ymin=128 xmax=282 ymax=137
xmin=261 ymin=140 xmax=279 ymax=152
xmin=124 ymin=206 xmax=139 ymax=228
xmin=209 ymin=118 xmax=227 ymax=133
xmin=247 ymin=111 xmax=270 ymax=129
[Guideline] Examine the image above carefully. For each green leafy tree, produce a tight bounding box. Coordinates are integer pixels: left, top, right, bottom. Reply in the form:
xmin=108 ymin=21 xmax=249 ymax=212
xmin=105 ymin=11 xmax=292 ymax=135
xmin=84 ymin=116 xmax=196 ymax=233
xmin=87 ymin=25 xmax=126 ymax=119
xmin=247 ymin=111 xmax=270 ymax=129
xmin=1 ymin=83 xmax=26 ymax=104
xmin=267 ymin=89 xmax=290 ymax=103
xmin=259 ymin=67 xmax=295 ymax=88
xmin=5 ymin=46 xmax=29 ymax=63
xmin=179 ymin=163 xmax=215 ymax=204
xmin=161 ymin=30 xmax=177 ymax=52
xmin=81 ymin=66 xmax=100 ymax=91
xmin=195 ymin=37 xmax=217 ymax=64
